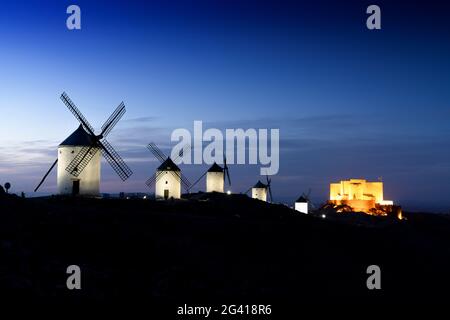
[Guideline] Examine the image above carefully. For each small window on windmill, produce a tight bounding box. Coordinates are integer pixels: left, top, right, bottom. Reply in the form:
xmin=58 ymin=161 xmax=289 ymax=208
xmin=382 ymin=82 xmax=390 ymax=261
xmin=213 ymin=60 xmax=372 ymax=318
xmin=165 ymin=181 xmax=168 ymax=184
xmin=71 ymin=150 xmax=74 ymax=154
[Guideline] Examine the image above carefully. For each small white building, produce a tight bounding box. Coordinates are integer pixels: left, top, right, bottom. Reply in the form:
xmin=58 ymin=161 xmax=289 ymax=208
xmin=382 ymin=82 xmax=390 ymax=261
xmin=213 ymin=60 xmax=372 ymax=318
xmin=57 ymin=125 xmax=101 ymax=196
xmin=295 ymin=195 xmax=309 ymax=214
xmin=251 ymin=180 xmax=267 ymax=202
xmin=206 ymin=162 xmax=224 ymax=193
xmin=155 ymin=157 xmax=181 ymax=200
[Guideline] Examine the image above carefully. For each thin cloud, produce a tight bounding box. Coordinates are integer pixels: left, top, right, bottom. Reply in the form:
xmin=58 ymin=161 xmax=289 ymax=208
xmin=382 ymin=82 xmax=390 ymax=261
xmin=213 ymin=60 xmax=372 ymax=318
xmin=123 ymin=116 xmax=158 ymax=123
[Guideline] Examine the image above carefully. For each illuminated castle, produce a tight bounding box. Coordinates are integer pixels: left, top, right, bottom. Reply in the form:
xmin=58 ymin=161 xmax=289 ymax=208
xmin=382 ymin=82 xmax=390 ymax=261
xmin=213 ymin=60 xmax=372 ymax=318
xmin=329 ymin=179 xmax=393 ymax=213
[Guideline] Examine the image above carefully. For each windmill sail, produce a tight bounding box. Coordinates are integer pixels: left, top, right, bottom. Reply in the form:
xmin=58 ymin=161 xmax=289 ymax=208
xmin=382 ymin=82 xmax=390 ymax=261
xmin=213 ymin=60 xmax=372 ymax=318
xmin=61 ymin=92 xmax=96 ymax=135
xmin=266 ymin=175 xmax=273 ymax=202
xmin=223 ymin=154 xmax=231 ymax=186
xmin=99 ymin=139 xmax=133 ymax=181
xmin=100 ymin=102 xmax=126 ymax=138
xmin=66 ymin=146 xmax=100 ymax=177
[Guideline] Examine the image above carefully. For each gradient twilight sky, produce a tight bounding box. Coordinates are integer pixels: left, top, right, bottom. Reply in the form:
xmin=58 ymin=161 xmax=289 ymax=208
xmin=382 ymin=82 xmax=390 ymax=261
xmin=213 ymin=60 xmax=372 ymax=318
xmin=0 ymin=0 xmax=449 ymax=211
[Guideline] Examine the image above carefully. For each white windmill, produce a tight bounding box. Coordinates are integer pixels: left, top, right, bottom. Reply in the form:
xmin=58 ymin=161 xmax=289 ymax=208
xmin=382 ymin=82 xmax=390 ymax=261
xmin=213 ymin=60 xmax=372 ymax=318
xmin=57 ymin=125 xmax=101 ymax=195
xmin=205 ymin=163 xmax=224 ymax=193
xmin=155 ymin=158 xmax=182 ymax=199
xmin=146 ymin=142 xmax=192 ymax=200
xmin=34 ymin=92 xmax=133 ymax=196
xmin=249 ymin=176 xmax=273 ymax=202
xmin=188 ymin=154 xmax=232 ymax=194
xmin=295 ymin=196 xmax=309 ymax=214
xmin=251 ymin=180 xmax=267 ymax=201
xmin=295 ymin=189 xmax=313 ymax=214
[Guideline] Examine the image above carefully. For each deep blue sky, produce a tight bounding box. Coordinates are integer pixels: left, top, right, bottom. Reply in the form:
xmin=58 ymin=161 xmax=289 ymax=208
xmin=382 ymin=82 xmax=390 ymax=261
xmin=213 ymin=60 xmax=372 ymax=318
xmin=0 ymin=0 xmax=449 ymax=211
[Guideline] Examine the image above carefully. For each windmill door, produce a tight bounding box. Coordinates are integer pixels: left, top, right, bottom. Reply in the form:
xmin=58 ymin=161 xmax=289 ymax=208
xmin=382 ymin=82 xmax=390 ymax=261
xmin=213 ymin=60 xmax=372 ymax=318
xmin=72 ymin=180 xmax=80 ymax=196
xmin=164 ymin=189 xmax=169 ymax=200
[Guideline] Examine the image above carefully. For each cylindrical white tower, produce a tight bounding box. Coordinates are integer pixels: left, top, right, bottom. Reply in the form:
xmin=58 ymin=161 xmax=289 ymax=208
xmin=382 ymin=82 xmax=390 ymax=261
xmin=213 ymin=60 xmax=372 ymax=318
xmin=57 ymin=125 xmax=101 ymax=196
xmin=251 ymin=180 xmax=267 ymax=202
xmin=155 ymin=158 xmax=181 ymax=199
xmin=206 ymin=162 xmax=224 ymax=193
xmin=294 ymin=196 xmax=309 ymax=214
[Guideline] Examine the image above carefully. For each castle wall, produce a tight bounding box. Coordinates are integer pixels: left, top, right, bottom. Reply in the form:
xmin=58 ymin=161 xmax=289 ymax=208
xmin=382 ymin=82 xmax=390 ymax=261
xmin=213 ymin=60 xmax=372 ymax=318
xmin=330 ymin=199 xmax=376 ymax=213
xmin=330 ymin=183 xmax=341 ymax=200
xmin=329 ymin=179 xmax=392 ymax=213
xmin=330 ymin=179 xmax=384 ymax=203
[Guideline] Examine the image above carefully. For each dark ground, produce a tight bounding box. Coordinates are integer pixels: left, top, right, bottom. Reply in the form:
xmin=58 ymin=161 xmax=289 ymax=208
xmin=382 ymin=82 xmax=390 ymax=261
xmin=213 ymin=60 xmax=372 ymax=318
xmin=0 ymin=192 xmax=449 ymax=313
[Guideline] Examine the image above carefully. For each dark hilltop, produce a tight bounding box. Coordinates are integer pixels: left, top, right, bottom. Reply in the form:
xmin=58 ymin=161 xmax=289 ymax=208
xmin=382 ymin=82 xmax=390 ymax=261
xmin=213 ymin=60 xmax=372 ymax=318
xmin=0 ymin=191 xmax=449 ymax=310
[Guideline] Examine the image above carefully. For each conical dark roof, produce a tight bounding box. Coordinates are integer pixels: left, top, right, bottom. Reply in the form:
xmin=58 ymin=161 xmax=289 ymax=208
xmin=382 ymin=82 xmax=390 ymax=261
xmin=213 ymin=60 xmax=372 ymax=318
xmin=207 ymin=162 xmax=223 ymax=173
xmin=253 ymin=180 xmax=267 ymax=189
xmin=60 ymin=125 xmax=96 ymax=147
xmin=157 ymin=157 xmax=181 ymax=171
xmin=296 ymin=196 xmax=308 ymax=203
